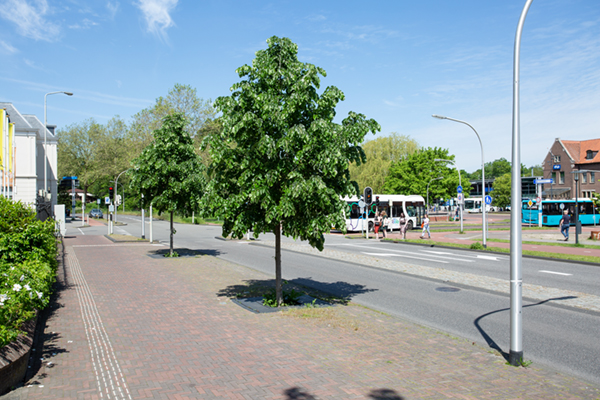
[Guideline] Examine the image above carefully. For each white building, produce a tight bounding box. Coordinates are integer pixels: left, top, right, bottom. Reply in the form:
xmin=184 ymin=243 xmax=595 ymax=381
xmin=0 ymin=102 xmax=58 ymax=214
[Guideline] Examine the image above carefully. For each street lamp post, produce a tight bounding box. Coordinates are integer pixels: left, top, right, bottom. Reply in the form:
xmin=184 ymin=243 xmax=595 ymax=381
xmin=435 ymin=159 xmax=463 ymax=233
xmin=574 ymin=173 xmax=579 ymax=244
xmin=432 ymin=114 xmax=486 ymax=247
xmin=427 ymin=176 xmax=443 ymax=213
xmin=44 ymin=91 xmax=73 ymax=198
xmin=114 ymin=169 xmax=130 ymax=223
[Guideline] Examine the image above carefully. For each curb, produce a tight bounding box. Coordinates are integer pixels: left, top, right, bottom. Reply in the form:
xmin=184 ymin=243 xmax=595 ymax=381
xmin=0 ymin=316 xmax=36 ymax=395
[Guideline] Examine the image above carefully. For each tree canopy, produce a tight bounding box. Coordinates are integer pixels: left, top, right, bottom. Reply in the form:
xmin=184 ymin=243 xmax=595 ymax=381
xmin=492 ymin=172 xmax=511 ymax=208
xmin=130 ymin=113 xmax=204 ymax=255
xmin=204 ymin=36 xmax=379 ymax=305
xmin=383 ymin=147 xmax=460 ymax=205
xmin=348 ymin=132 xmax=419 ymax=194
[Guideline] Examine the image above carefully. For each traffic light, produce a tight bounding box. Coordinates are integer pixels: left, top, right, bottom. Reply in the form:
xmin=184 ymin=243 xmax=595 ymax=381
xmin=116 ymin=194 xmax=122 ymax=206
xmin=364 ymin=187 xmax=373 ymax=205
xmin=109 ymin=186 xmax=114 ymax=199
xmin=376 ymin=196 xmax=380 ymax=207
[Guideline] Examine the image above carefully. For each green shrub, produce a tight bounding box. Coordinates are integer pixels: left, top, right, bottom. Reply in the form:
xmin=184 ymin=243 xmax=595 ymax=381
xmin=0 ymin=197 xmax=57 ymax=347
xmin=470 ymin=242 xmax=484 ymax=250
xmin=262 ymin=289 xmax=302 ymax=307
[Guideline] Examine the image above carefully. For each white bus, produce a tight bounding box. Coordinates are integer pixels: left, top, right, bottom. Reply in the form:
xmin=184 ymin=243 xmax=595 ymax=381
xmin=463 ymin=197 xmax=495 ymax=213
xmin=341 ymin=194 xmax=426 ymax=232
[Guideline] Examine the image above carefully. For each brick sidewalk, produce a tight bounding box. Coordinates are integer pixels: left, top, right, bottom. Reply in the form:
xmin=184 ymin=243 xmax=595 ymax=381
xmin=5 ymin=234 xmax=599 ymax=399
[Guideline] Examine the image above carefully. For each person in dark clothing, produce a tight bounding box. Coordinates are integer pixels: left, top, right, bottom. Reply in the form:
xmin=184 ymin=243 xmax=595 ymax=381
xmin=559 ymin=209 xmax=571 ymax=241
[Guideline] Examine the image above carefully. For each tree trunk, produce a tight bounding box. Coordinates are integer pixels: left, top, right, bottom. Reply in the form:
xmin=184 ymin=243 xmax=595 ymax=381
xmin=275 ymin=223 xmax=282 ymax=307
xmin=170 ymin=210 xmax=174 ymax=256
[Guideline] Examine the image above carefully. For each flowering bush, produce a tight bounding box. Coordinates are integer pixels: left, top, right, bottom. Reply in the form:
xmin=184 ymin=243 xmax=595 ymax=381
xmin=0 ymin=197 xmax=57 ymax=347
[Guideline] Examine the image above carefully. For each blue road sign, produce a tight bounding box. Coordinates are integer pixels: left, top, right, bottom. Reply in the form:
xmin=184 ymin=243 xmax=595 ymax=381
xmin=553 ymin=165 xmax=561 ymax=170
xmin=457 ymin=185 xmax=463 ymax=194
xmin=485 ymin=195 xmax=492 ymax=205
xmin=533 ymin=178 xmax=553 ymax=184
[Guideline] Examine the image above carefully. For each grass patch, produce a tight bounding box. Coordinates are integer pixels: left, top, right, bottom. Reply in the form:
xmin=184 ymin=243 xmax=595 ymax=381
xmin=282 ymin=307 xmax=360 ymax=331
xmin=383 ymin=238 xmax=600 ymax=263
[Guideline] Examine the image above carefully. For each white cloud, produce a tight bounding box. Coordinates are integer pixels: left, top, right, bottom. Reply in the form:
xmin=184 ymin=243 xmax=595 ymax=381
xmin=68 ymin=18 xmax=98 ymax=30
xmin=0 ymin=40 xmax=18 ymax=54
xmin=135 ymin=0 xmax=178 ymax=40
xmin=106 ymin=1 xmax=119 ymax=19
xmin=0 ymin=0 xmax=60 ymax=41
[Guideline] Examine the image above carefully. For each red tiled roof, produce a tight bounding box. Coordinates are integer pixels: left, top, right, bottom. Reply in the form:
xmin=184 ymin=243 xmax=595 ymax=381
xmin=561 ymin=139 xmax=600 ymax=164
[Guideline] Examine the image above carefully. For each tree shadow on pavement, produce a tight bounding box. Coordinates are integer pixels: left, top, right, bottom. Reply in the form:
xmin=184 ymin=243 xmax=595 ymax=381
xmin=474 ymin=296 xmax=578 ymax=361
xmin=368 ymin=388 xmax=405 ymax=399
xmin=148 ymin=248 xmax=223 ymax=258
xmin=283 ymin=387 xmax=316 ymax=399
xmin=217 ymin=277 xmax=377 ymax=305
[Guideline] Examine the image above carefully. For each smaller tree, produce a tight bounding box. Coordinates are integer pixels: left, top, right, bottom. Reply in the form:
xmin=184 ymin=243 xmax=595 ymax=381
xmin=130 ymin=113 xmax=204 ymax=255
xmin=492 ymin=173 xmax=511 ymax=209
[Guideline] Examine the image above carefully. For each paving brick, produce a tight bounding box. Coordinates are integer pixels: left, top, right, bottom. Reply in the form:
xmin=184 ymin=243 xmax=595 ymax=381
xmin=4 ymin=234 xmax=599 ymax=399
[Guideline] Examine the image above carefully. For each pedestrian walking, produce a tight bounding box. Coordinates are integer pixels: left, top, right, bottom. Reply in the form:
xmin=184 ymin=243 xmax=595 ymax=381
xmin=559 ymin=209 xmax=571 ymax=241
xmin=420 ymin=214 xmax=431 ymax=239
xmin=374 ymin=212 xmax=382 ymax=239
xmin=399 ymin=213 xmax=408 ymax=239
xmin=381 ymin=211 xmax=390 ymax=238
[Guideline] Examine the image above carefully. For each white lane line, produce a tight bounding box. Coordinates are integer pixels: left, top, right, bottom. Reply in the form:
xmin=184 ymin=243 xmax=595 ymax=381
xmin=539 ymin=270 xmax=572 ymax=276
xmin=344 ymin=244 xmax=475 ymax=263
xmin=78 ymin=228 xmax=86 ymax=235
xmin=361 ymin=252 xmax=449 ymax=264
xmin=476 ymin=255 xmax=500 ymax=261
xmin=422 ymin=251 xmax=455 ymax=255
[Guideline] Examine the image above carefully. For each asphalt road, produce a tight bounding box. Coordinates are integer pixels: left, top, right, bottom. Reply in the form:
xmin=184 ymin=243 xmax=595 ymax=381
xmin=68 ymin=216 xmax=600 ymax=386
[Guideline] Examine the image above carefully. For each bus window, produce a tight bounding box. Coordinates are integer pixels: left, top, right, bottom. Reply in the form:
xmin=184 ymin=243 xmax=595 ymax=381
xmin=405 ymin=206 xmax=416 ymax=217
xmin=349 ymin=203 xmax=359 ymax=219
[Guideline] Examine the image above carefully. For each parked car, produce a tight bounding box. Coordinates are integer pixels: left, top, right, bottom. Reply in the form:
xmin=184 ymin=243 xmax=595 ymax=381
xmin=89 ymin=209 xmax=104 ymax=219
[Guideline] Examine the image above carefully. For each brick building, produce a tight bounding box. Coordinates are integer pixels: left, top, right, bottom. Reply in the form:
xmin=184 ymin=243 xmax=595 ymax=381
xmin=543 ymin=138 xmax=600 ymax=199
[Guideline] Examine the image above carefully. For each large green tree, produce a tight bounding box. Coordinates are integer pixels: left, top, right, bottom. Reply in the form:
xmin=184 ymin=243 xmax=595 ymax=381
xmin=57 ymin=118 xmax=129 ymax=213
xmin=128 ymin=83 xmax=216 ymax=158
xmin=130 ymin=113 xmax=204 ymax=255
xmin=348 ymin=132 xmax=419 ymax=194
xmin=492 ymin=172 xmax=511 ymax=208
xmin=383 ymin=147 xmax=460 ymax=205
xmin=204 ymin=36 xmax=379 ymax=306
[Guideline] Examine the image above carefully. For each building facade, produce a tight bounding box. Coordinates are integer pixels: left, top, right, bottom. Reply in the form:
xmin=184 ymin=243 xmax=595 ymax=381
xmin=543 ymin=138 xmax=600 ymax=199
xmin=0 ymin=102 xmax=59 ymax=213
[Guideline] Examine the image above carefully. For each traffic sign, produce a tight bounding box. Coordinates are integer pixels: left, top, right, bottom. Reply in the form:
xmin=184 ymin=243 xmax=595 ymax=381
xmin=457 ymin=185 xmax=463 ymax=194
xmin=528 ymin=200 xmax=533 ymax=207
xmin=560 ymin=203 xmax=565 ymax=210
xmin=105 ymin=197 xmax=110 ymax=205
xmin=97 ymin=198 xmax=101 ymax=205
xmin=533 ymin=178 xmax=553 ymax=184
xmin=358 ymin=200 xmax=365 ymax=208
xmin=457 ymin=193 xmax=464 ymax=204
xmin=536 ymin=196 xmax=541 ymax=203
xmin=485 ymin=195 xmax=492 ymax=205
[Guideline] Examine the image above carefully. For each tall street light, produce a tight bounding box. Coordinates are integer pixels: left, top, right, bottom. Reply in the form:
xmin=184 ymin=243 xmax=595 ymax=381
xmin=432 ymin=114 xmax=487 ymax=247
xmin=114 ymin=169 xmax=131 ymax=223
xmin=435 ymin=159 xmax=463 ymax=233
xmin=427 ymin=176 xmax=443 ymax=213
xmin=44 ymin=91 xmax=73 ymax=197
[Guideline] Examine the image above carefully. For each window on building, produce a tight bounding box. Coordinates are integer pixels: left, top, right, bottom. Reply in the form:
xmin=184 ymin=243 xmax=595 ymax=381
xmin=551 ymin=171 xmax=556 ymax=183
xmin=559 ymin=171 xmax=565 ymax=184
xmin=553 ymin=155 xmax=561 ymax=163
xmin=583 ymin=173 xmax=587 ymax=184
xmin=586 ymin=150 xmax=598 ymax=160
xmin=591 ymin=172 xmax=595 ymax=183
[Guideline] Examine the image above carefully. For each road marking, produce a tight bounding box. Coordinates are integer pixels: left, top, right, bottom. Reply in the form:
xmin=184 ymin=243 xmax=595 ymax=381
xmin=539 ymin=270 xmax=572 ymax=276
xmin=422 ymin=251 xmax=455 ymax=255
xmin=78 ymin=228 xmax=85 ymax=235
xmin=361 ymin=252 xmax=449 ymax=264
xmin=331 ymin=243 xmax=475 ymax=263
xmin=476 ymin=255 xmax=500 ymax=261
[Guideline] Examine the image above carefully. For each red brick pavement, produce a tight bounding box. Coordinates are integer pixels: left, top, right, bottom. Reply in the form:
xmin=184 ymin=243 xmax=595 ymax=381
xmin=5 ymin=234 xmax=600 ymax=399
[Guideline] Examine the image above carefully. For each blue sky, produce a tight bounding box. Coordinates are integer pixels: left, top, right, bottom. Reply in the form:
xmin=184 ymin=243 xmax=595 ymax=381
xmin=1 ymin=0 xmax=599 ymax=172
